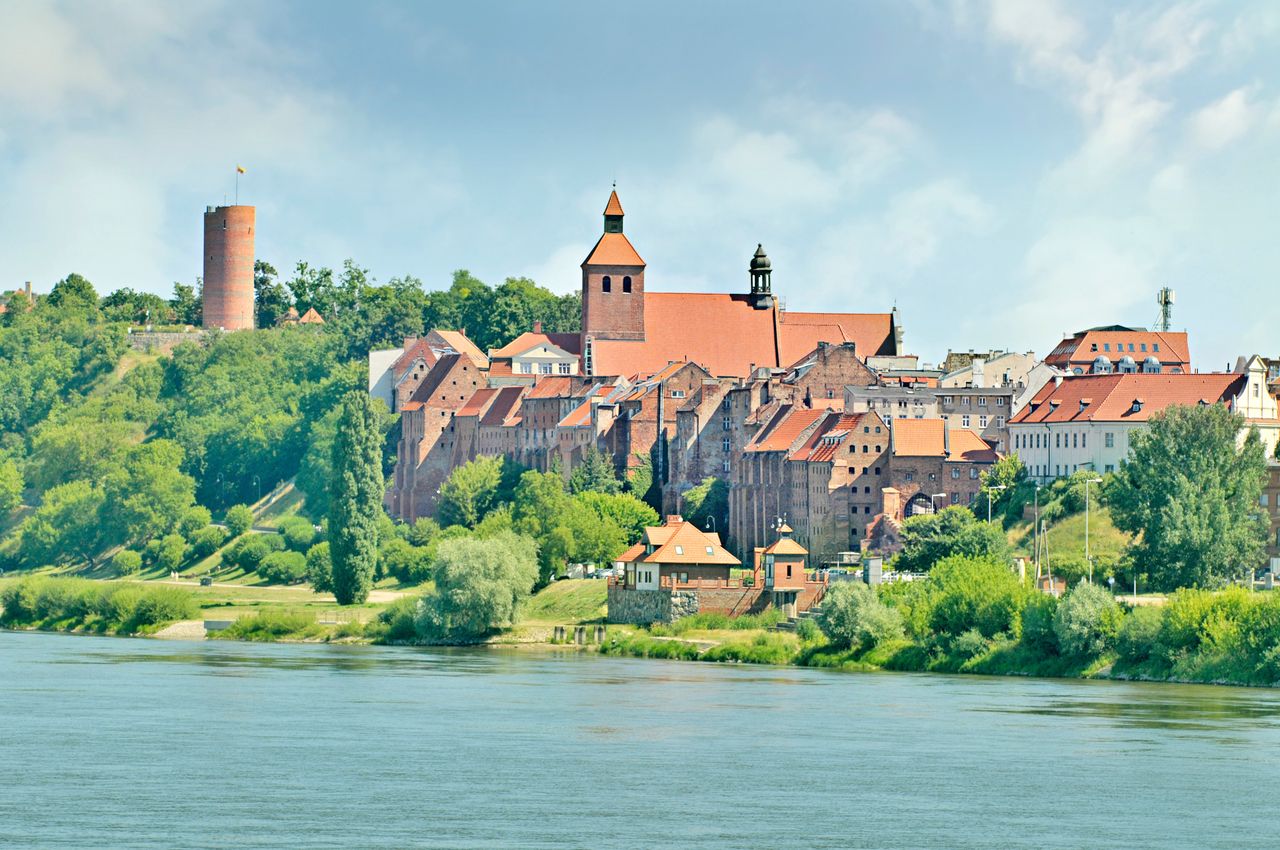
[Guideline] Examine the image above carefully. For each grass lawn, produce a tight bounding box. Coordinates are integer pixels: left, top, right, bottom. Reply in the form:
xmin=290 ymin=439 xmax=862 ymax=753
xmin=1008 ymin=507 xmax=1131 ymax=563
xmin=521 ymin=579 xmax=608 ymax=625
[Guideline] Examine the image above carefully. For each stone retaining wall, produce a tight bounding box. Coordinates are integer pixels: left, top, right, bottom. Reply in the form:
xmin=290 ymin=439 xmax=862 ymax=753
xmin=127 ymin=331 xmax=209 ymax=354
xmin=607 ymin=586 xmax=698 ymax=624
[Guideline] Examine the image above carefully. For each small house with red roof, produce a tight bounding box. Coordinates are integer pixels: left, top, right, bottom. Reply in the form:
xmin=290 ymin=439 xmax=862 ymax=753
xmin=488 ymin=321 xmax=582 ymax=386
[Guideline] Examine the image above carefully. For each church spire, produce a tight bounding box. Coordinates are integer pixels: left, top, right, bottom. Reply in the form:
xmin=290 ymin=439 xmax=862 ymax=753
xmin=604 ymin=189 xmax=624 ymax=233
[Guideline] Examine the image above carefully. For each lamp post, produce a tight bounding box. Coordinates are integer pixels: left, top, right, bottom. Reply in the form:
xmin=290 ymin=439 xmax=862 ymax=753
xmin=1033 ymin=483 xmax=1042 ymax=582
xmin=986 ymin=484 xmax=1007 ymax=523
xmin=1084 ymin=476 xmax=1102 ymax=582
xmin=929 ymin=493 xmax=946 ymax=514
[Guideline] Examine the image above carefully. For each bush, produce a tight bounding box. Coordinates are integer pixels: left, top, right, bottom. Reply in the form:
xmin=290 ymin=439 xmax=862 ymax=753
xmin=818 ymin=582 xmax=904 ymax=651
xmin=225 ymin=504 xmax=254 ymax=537
xmin=370 ymin=596 xmax=420 ymax=643
xmin=258 ymin=550 xmax=307 ymax=584
xmin=1053 ymin=582 xmax=1123 ymax=657
xmin=0 ymin=577 xmax=196 ymax=633
xmin=229 ymin=533 xmax=284 ymax=571
xmin=154 ymin=533 xmax=188 ymax=572
xmin=306 ymin=542 xmax=332 ymax=593
xmin=795 ymin=617 xmax=821 ymax=643
xmin=380 ymin=536 xmax=431 ymax=584
xmin=1117 ymin=605 xmax=1164 ymax=663
xmin=928 ymin=555 xmax=1026 ymax=639
xmin=112 ymin=549 xmax=143 ymax=575
xmin=190 ymin=525 xmax=227 ymax=558
xmin=701 ymin=632 xmax=798 ymax=665
xmin=217 ymin=610 xmax=322 ymax=641
xmin=279 ymin=516 xmax=317 ymax=552
xmin=951 ymin=628 xmax=991 ymax=660
xmin=416 ymin=531 xmax=539 ymax=642
xmin=1020 ymin=592 xmax=1059 ymax=655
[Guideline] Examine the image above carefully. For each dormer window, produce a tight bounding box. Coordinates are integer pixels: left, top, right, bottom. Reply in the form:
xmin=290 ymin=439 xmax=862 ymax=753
xmin=602 ymin=275 xmax=612 ymax=292
xmin=1131 ymin=398 xmax=1144 ymax=413
xmin=674 ymin=545 xmax=684 ymax=555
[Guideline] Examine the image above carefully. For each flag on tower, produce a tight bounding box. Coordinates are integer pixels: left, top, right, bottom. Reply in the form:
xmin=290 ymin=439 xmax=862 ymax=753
xmin=236 ymin=165 xmax=246 ymax=174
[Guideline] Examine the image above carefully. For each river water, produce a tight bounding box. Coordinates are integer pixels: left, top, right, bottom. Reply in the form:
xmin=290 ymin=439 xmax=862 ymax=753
xmin=2 ymin=630 xmax=1277 ymax=849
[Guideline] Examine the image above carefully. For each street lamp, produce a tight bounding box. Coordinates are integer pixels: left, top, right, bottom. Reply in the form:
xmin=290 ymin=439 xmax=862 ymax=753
xmin=929 ymin=493 xmax=946 ymax=513
xmin=986 ymin=484 xmax=1007 ymax=523
xmin=1084 ymin=476 xmax=1103 ymax=582
xmin=1033 ymin=483 xmax=1042 ymax=582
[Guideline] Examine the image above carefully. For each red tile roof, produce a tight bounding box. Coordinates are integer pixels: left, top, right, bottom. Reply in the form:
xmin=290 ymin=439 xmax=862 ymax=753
xmin=947 ymin=428 xmax=999 ymax=463
xmin=787 ymin=412 xmax=866 ymax=461
xmin=525 ymin=376 xmax=575 ymax=399
xmin=618 ymin=521 xmax=741 ymax=566
xmin=433 ymin=330 xmax=488 ymax=364
xmin=558 ymin=385 xmax=611 ymax=427
xmin=298 ymin=307 xmax=325 ymax=324
xmin=747 ymin=406 xmax=826 ymax=453
xmin=456 ymin=387 xmax=497 ymax=418
xmin=1009 ymin=373 xmax=1244 ymax=424
xmin=1045 ymin=328 xmax=1190 ymax=369
xmin=590 ymin=294 xmax=895 ymax=379
xmin=582 ymin=232 xmax=645 ymax=267
xmin=891 ymin=418 xmax=947 ymax=457
xmin=480 ymin=386 xmax=526 ymax=427
xmin=490 ymin=331 xmax=582 ymax=358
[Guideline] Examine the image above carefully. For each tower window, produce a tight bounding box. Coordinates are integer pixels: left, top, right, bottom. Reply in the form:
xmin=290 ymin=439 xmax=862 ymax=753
xmin=622 ymin=275 xmax=632 ymax=293
xmin=602 ymin=276 xmax=612 ymax=293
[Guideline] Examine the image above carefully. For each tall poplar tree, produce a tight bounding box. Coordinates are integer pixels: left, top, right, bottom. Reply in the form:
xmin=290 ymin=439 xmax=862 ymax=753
xmin=328 ymin=391 xmax=384 ymax=604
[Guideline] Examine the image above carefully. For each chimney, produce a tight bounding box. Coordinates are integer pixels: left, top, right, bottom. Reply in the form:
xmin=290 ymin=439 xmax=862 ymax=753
xmin=533 ymin=320 xmax=542 ymax=334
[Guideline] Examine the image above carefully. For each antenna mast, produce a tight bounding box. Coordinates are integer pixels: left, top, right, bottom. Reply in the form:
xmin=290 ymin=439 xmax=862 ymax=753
xmin=1155 ymin=287 xmax=1175 ymax=332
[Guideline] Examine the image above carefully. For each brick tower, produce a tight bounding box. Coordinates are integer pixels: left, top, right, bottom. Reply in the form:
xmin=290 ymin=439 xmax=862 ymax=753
xmin=202 ymin=204 xmax=255 ymax=330
xmin=581 ymin=190 xmax=645 ymax=343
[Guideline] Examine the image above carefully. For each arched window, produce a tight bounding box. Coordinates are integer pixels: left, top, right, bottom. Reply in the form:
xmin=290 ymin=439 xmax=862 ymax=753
xmin=622 ymin=275 xmax=632 ymax=293
xmin=602 ymin=275 xmax=612 ymax=292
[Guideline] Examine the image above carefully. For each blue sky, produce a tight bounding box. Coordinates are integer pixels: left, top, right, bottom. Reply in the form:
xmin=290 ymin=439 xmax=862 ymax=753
xmin=1 ymin=0 xmax=1277 ymax=369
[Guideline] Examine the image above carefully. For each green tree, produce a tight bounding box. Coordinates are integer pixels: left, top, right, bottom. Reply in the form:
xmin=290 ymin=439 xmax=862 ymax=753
xmin=819 ymin=581 xmax=905 ymax=650
xmin=154 ymin=533 xmax=188 ymax=572
xmin=681 ymin=477 xmax=729 ymax=536
xmin=574 ymin=491 xmax=658 ymax=542
xmin=1053 ymin=582 xmax=1123 ymax=657
xmin=224 ymin=504 xmax=254 ymax=537
xmin=415 ymin=530 xmax=539 ymax=642
xmin=511 ymin=470 xmax=575 ymax=583
xmin=568 ymin=447 xmax=622 ymax=495
xmin=438 ymin=455 xmax=505 ymax=528
xmin=306 ymin=541 xmax=333 ymax=592
xmin=47 ymin=273 xmax=99 ymax=316
xmin=113 ymin=549 xmax=143 ymax=575
xmin=328 ymin=391 xmax=384 ymax=604
xmin=101 ymin=440 xmax=197 ymax=546
xmin=927 ymin=555 xmax=1026 ymax=639
xmin=170 ymin=281 xmax=201 ymax=325
xmin=254 ymin=260 xmax=291 ymax=327
xmin=1108 ymin=404 xmax=1269 ymax=590
xmin=895 ymin=506 xmax=1011 ymax=572
xmin=0 ymin=458 xmax=22 ymax=515
xmin=17 ymin=480 xmax=108 ymax=567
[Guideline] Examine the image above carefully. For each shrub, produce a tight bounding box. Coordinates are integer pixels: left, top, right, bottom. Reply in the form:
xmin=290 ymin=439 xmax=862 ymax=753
xmin=217 ymin=610 xmax=322 ymax=641
xmin=701 ymin=632 xmax=798 ymax=665
xmin=0 ymin=577 xmax=196 ymax=633
xmin=154 ymin=533 xmax=188 ymax=572
xmin=224 ymin=504 xmax=254 ymax=537
xmin=279 ymin=516 xmax=317 ymax=552
xmin=230 ymin=533 xmax=284 ymax=571
xmin=819 ymin=582 xmax=904 ymax=651
xmin=190 ymin=525 xmax=227 ymax=558
xmin=928 ymin=555 xmax=1026 ymax=639
xmin=258 ymin=550 xmax=307 ymax=584
xmin=1053 ymin=582 xmax=1123 ymax=657
xmin=1116 ymin=605 xmax=1164 ymax=663
xmin=416 ymin=531 xmax=539 ymax=642
xmin=370 ymin=596 xmax=420 ymax=643
xmin=380 ymin=536 xmax=431 ymax=584
xmin=1020 ymin=592 xmax=1059 ymax=655
xmin=951 ymin=628 xmax=991 ymax=659
xmin=306 ymin=542 xmax=332 ymax=593
xmin=113 ymin=549 xmax=143 ymax=575
xmin=795 ymin=617 xmax=821 ymax=643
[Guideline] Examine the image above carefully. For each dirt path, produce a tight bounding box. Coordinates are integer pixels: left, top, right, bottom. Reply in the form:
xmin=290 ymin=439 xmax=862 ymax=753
xmin=153 ymin=620 xmax=207 ymax=640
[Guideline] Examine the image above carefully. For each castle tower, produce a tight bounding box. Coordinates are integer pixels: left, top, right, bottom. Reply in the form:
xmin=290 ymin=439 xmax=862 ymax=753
xmin=202 ymin=204 xmax=255 ymax=330
xmin=581 ymin=190 xmax=645 ymax=343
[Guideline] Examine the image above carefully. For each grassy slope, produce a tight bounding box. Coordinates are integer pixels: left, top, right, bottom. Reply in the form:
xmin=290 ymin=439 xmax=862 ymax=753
xmin=1007 ymin=507 xmax=1132 ymax=563
xmin=521 ymin=580 xmax=608 ymax=625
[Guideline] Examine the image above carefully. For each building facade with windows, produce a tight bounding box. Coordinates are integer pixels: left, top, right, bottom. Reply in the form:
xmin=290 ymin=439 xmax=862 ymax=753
xmin=1044 ymin=326 xmax=1191 ymax=376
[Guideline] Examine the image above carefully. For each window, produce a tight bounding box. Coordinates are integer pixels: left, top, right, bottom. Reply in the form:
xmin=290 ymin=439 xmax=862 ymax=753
xmin=962 ymin=415 xmax=970 ymax=427
xmin=1140 ymin=343 xmax=1147 ymax=352
xmin=874 ymin=467 xmax=881 ymax=475
xmin=997 ymin=397 xmax=1006 ymax=406
xmin=928 ymin=472 xmax=936 ymax=481
xmin=674 ymin=545 xmax=683 ymax=555
xmin=1081 ymin=433 xmax=1086 ymax=448
xmin=978 ymin=397 xmax=987 ymax=406
xmin=864 ymin=486 xmax=871 ymax=494
xmin=1262 ymin=494 xmax=1271 ymax=507
xmin=970 ymin=468 xmax=979 ymax=479
xmin=905 ymin=472 xmax=914 ymax=482
xmin=1129 ymin=343 xmax=1135 ymax=352
xmin=602 ymin=275 xmax=612 ymax=292
xmin=622 ymin=275 xmax=632 ymax=293
xmin=951 ymin=493 xmax=959 ymax=504
xmin=962 ymin=397 xmax=971 ymax=406
xmin=722 ymin=439 xmax=730 ymax=452
xmin=1105 ymin=464 xmax=1114 ymax=473
xmin=979 ymin=416 xmax=988 ymax=428
xmin=558 ymin=363 xmax=571 ymax=375
xmin=1090 ymin=343 xmax=1098 ymax=351
xmin=722 ymin=460 xmax=730 ymax=473
xmin=1153 ymin=343 xmax=1160 ymax=352
xmin=951 ymin=468 xmax=960 ymax=479
xmin=864 ymin=506 xmax=871 ymax=514
xmin=1104 ymin=343 xmax=1111 ymax=352
xmin=520 ymin=363 xmax=533 ymax=374
xmin=539 ymin=363 xmax=552 ymax=375
xmin=705 ymin=546 xmax=714 ymax=555
xmin=942 ymin=396 xmax=953 ymax=404
xmin=996 ymin=417 xmax=1004 ymax=427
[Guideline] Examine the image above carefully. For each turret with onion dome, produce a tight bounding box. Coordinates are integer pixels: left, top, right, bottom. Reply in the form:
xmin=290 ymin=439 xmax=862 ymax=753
xmin=748 ymin=243 xmax=773 ymax=310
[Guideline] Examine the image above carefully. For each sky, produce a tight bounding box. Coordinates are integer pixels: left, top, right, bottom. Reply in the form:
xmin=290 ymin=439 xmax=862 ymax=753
xmin=1 ymin=0 xmax=1277 ymax=370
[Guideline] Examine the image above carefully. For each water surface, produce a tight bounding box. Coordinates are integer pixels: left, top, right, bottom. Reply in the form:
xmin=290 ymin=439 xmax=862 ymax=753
xmin=2 ymin=630 xmax=1276 ymax=848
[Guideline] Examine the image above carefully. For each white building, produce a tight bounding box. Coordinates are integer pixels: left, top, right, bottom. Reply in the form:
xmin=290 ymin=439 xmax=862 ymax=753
xmin=1010 ymin=363 xmax=1278 ymax=481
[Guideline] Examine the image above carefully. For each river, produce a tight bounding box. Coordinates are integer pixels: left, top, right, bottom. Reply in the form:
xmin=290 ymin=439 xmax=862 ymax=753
xmin=2 ymin=630 xmax=1277 ymax=849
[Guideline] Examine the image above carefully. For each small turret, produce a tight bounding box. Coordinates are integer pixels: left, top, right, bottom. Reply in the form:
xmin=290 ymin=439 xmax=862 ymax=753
xmin=749 ymin=243 xmax=773 ymax=310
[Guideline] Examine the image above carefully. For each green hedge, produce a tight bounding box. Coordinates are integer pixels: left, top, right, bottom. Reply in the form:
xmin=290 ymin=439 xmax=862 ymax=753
xmin=0 ymin=577 xmax=196 ymax=634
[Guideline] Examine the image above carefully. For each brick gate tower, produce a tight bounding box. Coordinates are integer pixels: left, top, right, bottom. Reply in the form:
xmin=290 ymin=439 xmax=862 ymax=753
xmin=202 ymin=204 xmax=255 ymax=330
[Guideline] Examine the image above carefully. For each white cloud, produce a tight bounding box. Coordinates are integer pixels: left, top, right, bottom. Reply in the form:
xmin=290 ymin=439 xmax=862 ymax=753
xmin=1189 ymin=86 xmax=1260 ymax=150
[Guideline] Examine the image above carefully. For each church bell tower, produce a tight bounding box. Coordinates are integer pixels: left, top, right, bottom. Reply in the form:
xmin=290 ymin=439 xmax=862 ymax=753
xmin=581 ymin=189 xmax=646 ymax=344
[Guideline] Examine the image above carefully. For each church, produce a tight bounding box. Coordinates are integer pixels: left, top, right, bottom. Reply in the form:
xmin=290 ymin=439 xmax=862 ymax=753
xmin=576 ymin=190 xmax=902 ymax=379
